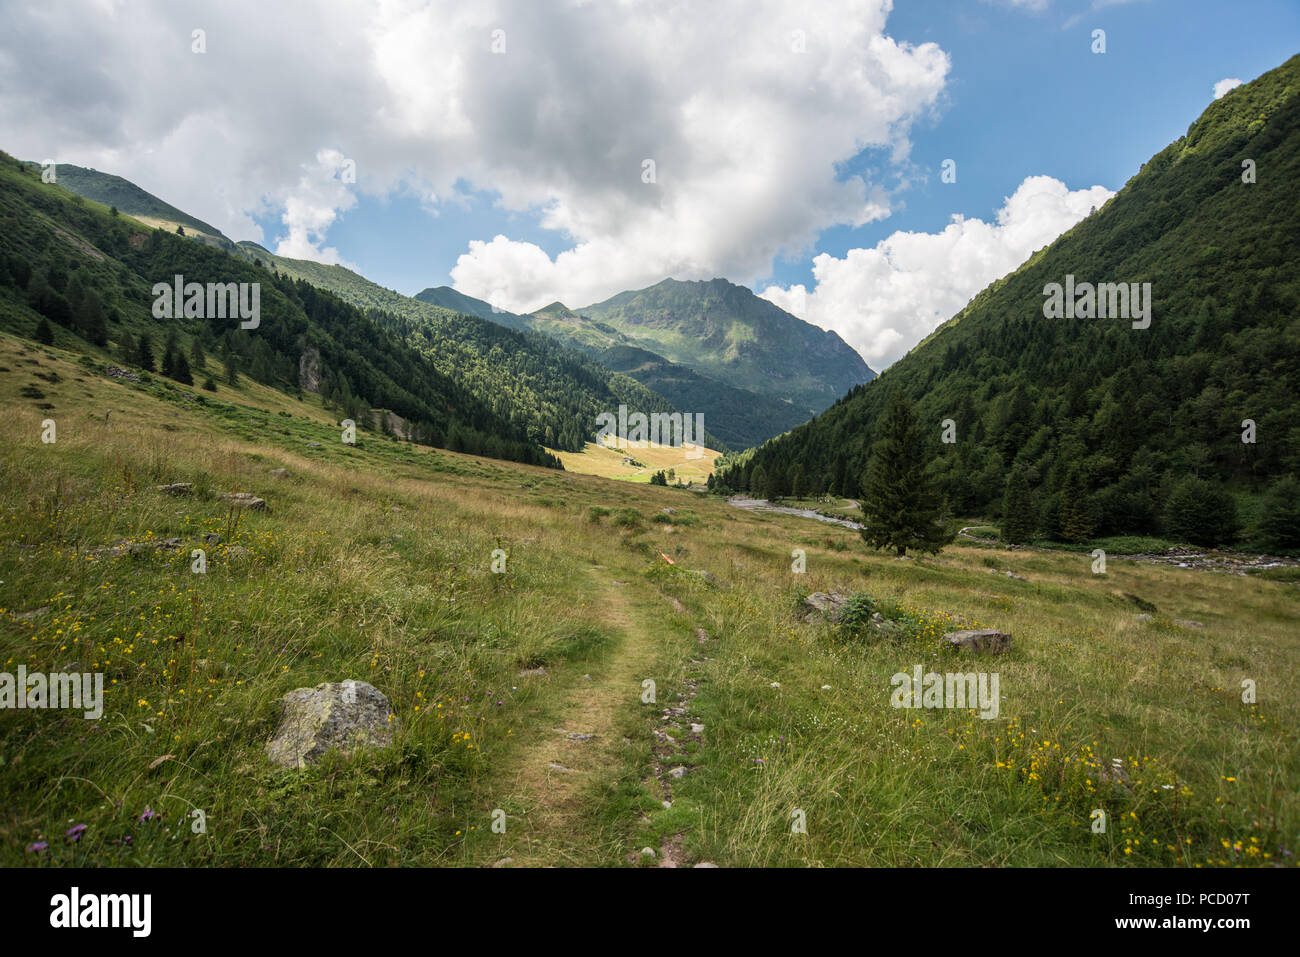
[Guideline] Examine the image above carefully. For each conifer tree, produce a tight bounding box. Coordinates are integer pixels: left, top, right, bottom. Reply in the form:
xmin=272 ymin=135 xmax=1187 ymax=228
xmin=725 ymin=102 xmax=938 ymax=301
xmin=136 ymin=333 xmax=155 ymax=372
xmin=858 ymin=392 xmax=953 ymax=556
xmin=1001 ymin=467 xmax=1036 ymax=544
xmin=34 ymin=317 xmax=54 ymax=345
xmin=749 ymin=463 xmax=768 ymax=499
xmin=1058 ymin=468 xmax=1095 ymax=543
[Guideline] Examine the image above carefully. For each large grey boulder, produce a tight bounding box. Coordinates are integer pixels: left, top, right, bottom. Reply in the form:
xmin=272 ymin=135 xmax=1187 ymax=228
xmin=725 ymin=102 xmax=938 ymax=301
xmin=265 ymin=680 xmax=395 ymax=767
xmin=801 ymin=591 xmax=850 ymax=623
xmin=945 ymin=629 xmax=1012 ymax=654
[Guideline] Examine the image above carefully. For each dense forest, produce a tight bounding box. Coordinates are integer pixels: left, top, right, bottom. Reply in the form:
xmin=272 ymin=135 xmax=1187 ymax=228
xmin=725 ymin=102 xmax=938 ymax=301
xmin=0 ymin=151 xmax=561 ymax=468
xmin=716 ymin=55 xmax=1300 ymax=549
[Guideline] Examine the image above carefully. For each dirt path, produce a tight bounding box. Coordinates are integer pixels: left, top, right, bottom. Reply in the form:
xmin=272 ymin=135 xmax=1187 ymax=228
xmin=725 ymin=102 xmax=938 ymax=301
xmin=475 ymin=565 xmax=674 ymax=866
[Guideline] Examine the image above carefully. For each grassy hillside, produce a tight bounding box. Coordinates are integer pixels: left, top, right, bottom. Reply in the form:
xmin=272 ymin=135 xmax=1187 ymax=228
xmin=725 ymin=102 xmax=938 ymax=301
xmin=721 ymin=55 xmax=1300 ymax=549
xmin=0 ymin=152 xmax=557 ymax=467
xmin=1 ymin=330 xmax=1294 ymax=867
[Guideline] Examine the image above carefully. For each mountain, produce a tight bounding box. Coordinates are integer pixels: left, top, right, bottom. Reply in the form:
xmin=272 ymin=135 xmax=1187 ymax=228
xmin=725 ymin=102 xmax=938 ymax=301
xmin=34 ymin=163 xmax=235 ymax=251
xmin=233 ymin=246 xmax=720 ymax=451
xmin=413 ymin=285 xmax=531 ymax=332
xmin=717 ymin=54 xmax=1300 ymax=546
xmin=574 ymin=277 xmax=875 ymax=416
xmin=0 ymin=150 xmax=566 ymax=467
xmin=592 ymin=344 xmax=812 ymax=449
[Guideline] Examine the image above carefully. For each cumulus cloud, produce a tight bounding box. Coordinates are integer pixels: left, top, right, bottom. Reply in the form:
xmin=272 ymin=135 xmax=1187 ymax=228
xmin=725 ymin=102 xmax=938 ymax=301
xmin=1213 ymin=77 xmax=1243 ymax=99
xmin=0 ymin=0 xmax=948 ymax=310
xmin=760 ymin=175 xmax=1115 ymax=370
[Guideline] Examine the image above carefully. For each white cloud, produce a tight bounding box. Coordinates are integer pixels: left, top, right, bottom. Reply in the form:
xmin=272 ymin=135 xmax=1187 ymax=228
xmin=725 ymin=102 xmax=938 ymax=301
xmin=0 ymin=0 xmax=948 ymax=309
xmin=1213 ymin=77 xmax=1243 ymax=100
xmin=760 ymin=175 xmax=1115 ymax=370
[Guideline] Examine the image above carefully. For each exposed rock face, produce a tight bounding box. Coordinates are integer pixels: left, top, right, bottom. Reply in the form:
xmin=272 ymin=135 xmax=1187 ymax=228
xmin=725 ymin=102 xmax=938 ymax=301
xmin=156 ymin=483 xmax=193 ymax=495
xmin=265 ymin=680 xmax=395 ymax=767
xmin=944 ymin=629 xmax=1012 ymax=654
xmin=298 ymin=346 xmax=322 ymax=394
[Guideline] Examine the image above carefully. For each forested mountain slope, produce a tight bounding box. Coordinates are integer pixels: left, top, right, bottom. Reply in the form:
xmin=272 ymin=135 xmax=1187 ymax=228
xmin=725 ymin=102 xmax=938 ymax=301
xmin=718 ymin=54 xmax=1300 ymax=546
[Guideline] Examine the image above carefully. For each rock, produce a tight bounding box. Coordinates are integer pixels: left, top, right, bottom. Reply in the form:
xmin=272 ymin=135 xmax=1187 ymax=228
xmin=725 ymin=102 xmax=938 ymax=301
xmin=564 ymin=732 xmax=595 ymax=741
xmin=220 ymin=492 xmax=267 ymax=511
xmin=14 ymin=606 xmax=50 ymax=621
xmin=547 ymin=762 xmax=572 ymax=772
xmin=305 ymin=442 xmax=323 ymax=448
xmin=690 ymin=723 xmax=705 ymax=734
xmin=268 ymin=468 xmax=291 ymax=479
xmin=492 ymin=858 xmax=514 ymax=868
xmin=203 ymin=532 xmax=222 ymax=545
xmin=1173 ymin=619 xmax=1205 ymax=629
xmin=155 ymin=483 xmax=193 ymax=495
xmin=223 ymin=545 xmax=253 ymax=559
xmin=1004 ymin=570 xmax=1027 ymax=581
xmin=801 ymin=590 xmax=850 ymax=622
xmin=769 ymin=681 xmax=781 ymax=688
xmin=265 ymin=680 xmax=395 ymax=768
xmin=668 ymin=766 xmax=689 ymax=779
xmin=1137 ymin=613 xmax=1153 ymax=622
xmin=517 ymin=666 xmax=548 ymax=678
xmin=944 ymin=629 xmax=1012 ymax=655
xmin=640 ymin=847 xmax=656 ymax=858
xmin=693 ymin=862 xmax=719 ymax=868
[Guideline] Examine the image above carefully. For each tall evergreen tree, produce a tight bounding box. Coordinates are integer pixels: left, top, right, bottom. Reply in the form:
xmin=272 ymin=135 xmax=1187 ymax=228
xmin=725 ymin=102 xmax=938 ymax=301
xmin=34 ymin=317 xmax=54 ymax=345
xmin=1001 ymin=467 xmax=1036 ymax=544
xmin=136 ymin=333 xmax=155 ymax=372
xmin=1058 ymin=468 xmax=1095 ymax=543
xmin=858 ymin=392 xmax=953 ymax=556
xmin=790 ymin=464 xmax=807 ymax=499
xmin=750 ymin=463 xmax=769 ymax=499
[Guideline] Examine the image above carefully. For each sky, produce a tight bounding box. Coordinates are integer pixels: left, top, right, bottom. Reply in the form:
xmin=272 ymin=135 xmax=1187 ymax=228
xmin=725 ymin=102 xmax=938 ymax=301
xmin=0 ymin=0 xmax=1296 ymax=369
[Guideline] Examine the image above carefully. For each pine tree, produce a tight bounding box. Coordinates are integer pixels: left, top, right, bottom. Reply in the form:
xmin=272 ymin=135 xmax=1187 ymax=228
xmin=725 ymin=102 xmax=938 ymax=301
xmin=224 ymin=351 xmax=239 ymax=385
xmin=750 ymin=463 xmax=768 ymax=499
xmin=34 ymin=317 xmax=54 ymax=345
xmin=190 ymin=337 xmax=206 ymax=371
xmin=137 ymin=333 xmax=155 ymax=372
xmin=173 ymin=351 xmax=194 ymax=385
xmin=1058 ymin=469 xmax=1095 ymax=543
xmin=1001 ymin=467 xmax=1036 ymax=544
xmin=858 ymin=392 xmax=953 ymax=556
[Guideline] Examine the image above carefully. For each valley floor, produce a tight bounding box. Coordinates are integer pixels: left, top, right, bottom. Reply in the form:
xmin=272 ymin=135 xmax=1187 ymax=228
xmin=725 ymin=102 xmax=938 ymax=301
xmin=1 ymin=333 xmax=1297 ymax=867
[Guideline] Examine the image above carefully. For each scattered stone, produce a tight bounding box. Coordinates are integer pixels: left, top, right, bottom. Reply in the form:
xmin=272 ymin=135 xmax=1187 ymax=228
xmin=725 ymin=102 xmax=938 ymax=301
xmin=1173 ymin=619 xmax=1205 ymax=629
xmin=155 ymin=483 xmax=193 ymax=495
xmin=640 ymin=847 xmax=656 ymax=858
xmin=821 ymin=684 xmax=832 ymax=690
xmin=265 ymin=680 xmax=395 ymax=768
xmin=1137 ymin=613 xmax=1153 ymax=622
xmin=104 ymin=366 xmax=141 ymax=381
xmin=801 ymin=590 xmax=850 ymax=623
xmin=220 ymin=492 xmax=267 ymax=511
xmin=492 ymin=858 xmax=514 ymax=868
xmin=690 ymin=723 xmax=704 ymax=734
xmin=224 ymin=545 xmax=253 ymax=559
xmin=547 ymin=762 xmax=572 ymax=772
xmin=565 ymin=732 xmax=596 ymax=742
xmin=668 ymin=766 xmax=689 ymax=779
xmin=203 ymin=532 xmax=222 ymax=545
xmin=268 ymin=468 xmax=291 ymax=479
xmin=305 ymin=442 xmax=323 ymax=448
xmin=1004 ymin=570 xmax=1027 ymax=581
xmin=662 ymin=801 xmax=672 ymax=809
xmin=14 ymin=606 xmax=50 ymax=621
xmin=517 ymin=666 xmax=548 ymax=678
xmin=769 ymin=681 xmax=781 ymax=688
xmin=944 ymin=629 xmax=1012 ymax=655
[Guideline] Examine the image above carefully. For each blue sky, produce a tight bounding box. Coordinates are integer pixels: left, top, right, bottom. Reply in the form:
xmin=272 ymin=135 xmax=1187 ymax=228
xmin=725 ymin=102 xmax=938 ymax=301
xmin=245 ymin=0 xmax=1299 ymax=300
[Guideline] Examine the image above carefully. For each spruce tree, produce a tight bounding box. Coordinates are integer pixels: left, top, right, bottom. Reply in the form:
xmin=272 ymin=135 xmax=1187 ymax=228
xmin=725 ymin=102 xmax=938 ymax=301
xmin=749 ymin=463 xmax=768 ymax=499
xmin=137 ymin=333 xmax=155 ymax=372
xmin=34 ymin=317 xmax=54 ymax=345
xmin=858 ymin=392 xmax=953 ymax=556
xmin=1058 ymin=469 xmax=1095 ymax=543
xmin=1001 ymin=467 xmax=1036 ymax=544
xmin=117 ymin=331 xmax=136 ymax=366
xmin=790 ymin=464 xmax=807 ymax=499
